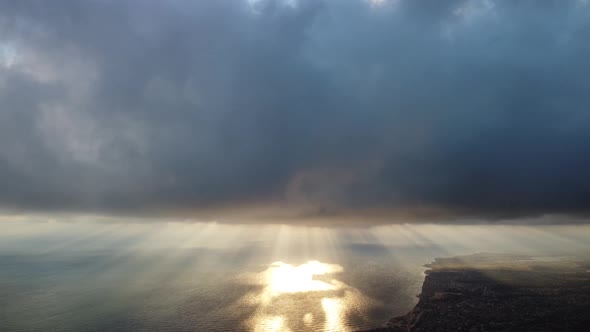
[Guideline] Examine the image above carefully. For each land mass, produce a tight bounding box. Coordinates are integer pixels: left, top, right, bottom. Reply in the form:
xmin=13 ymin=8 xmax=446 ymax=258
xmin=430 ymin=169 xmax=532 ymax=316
xmin=364 ymin=253 xmax=590 ymax=332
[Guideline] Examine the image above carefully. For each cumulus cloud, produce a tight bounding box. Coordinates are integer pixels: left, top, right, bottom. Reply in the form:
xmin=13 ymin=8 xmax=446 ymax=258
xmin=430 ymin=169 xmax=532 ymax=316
xmin=1 ymin=0 xmax=590 ymax=223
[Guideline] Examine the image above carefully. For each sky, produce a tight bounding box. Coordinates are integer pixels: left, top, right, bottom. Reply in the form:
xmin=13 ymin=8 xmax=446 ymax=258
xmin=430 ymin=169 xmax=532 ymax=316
xmin=1 ymin=0 xmax=590 ymax=224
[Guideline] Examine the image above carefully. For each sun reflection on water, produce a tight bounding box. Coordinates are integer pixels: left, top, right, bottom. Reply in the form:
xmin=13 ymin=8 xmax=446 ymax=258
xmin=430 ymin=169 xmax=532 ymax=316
xmin=267 ymin=260 xmax=342 ymax=294
xmin=246 ymin=260 xmax=371 ymax=332
xmin=321 ymin=297 xmax=344 ymax=332
xmin=256 ymin=315 xmax=286 ymax=332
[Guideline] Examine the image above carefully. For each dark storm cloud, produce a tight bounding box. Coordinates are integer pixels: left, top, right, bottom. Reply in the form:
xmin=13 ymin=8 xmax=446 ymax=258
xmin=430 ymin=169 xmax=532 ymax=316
xmin=1 ymin=0 xmax=590 ymax=222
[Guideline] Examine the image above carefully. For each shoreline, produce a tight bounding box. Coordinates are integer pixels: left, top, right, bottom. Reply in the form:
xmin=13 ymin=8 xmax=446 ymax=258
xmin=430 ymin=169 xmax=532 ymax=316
xmin=362 ymin=253 xmax=590 ymax=332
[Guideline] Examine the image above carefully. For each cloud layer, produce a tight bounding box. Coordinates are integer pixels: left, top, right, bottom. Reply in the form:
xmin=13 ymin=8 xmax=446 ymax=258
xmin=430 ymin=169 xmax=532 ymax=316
xmin=1 ymin=0 xmax=590 ymax=222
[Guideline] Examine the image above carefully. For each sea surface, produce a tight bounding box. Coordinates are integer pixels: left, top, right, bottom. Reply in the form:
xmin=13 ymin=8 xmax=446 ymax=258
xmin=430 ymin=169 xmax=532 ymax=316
xmin=1 ymin=221 xmax=589 ymax=331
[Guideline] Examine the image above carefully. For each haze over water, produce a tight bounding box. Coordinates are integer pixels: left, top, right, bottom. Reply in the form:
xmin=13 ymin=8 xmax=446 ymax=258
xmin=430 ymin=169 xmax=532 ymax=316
xmin=2 ymin=221 xmax=589 ymax=331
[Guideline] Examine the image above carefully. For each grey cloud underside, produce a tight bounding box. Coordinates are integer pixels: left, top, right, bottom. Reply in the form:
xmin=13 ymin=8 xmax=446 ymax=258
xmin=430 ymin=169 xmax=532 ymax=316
xmin=1 ymin=0 xmax=590 ymax=222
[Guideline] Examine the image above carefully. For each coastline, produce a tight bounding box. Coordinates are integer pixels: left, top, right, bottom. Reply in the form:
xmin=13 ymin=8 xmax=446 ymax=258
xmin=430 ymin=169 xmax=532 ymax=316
xmin=362 ymin=253 xmax=590 ymax=332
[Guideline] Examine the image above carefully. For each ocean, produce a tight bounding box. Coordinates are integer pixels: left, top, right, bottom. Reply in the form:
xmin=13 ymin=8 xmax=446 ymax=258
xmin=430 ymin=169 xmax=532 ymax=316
xmin=2 ymin=221 xmax=589 ymax=331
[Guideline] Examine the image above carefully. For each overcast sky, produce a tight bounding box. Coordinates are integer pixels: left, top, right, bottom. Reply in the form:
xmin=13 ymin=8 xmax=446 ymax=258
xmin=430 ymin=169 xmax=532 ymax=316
xmin=1 ymin=0 xmax=590 ymax=223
